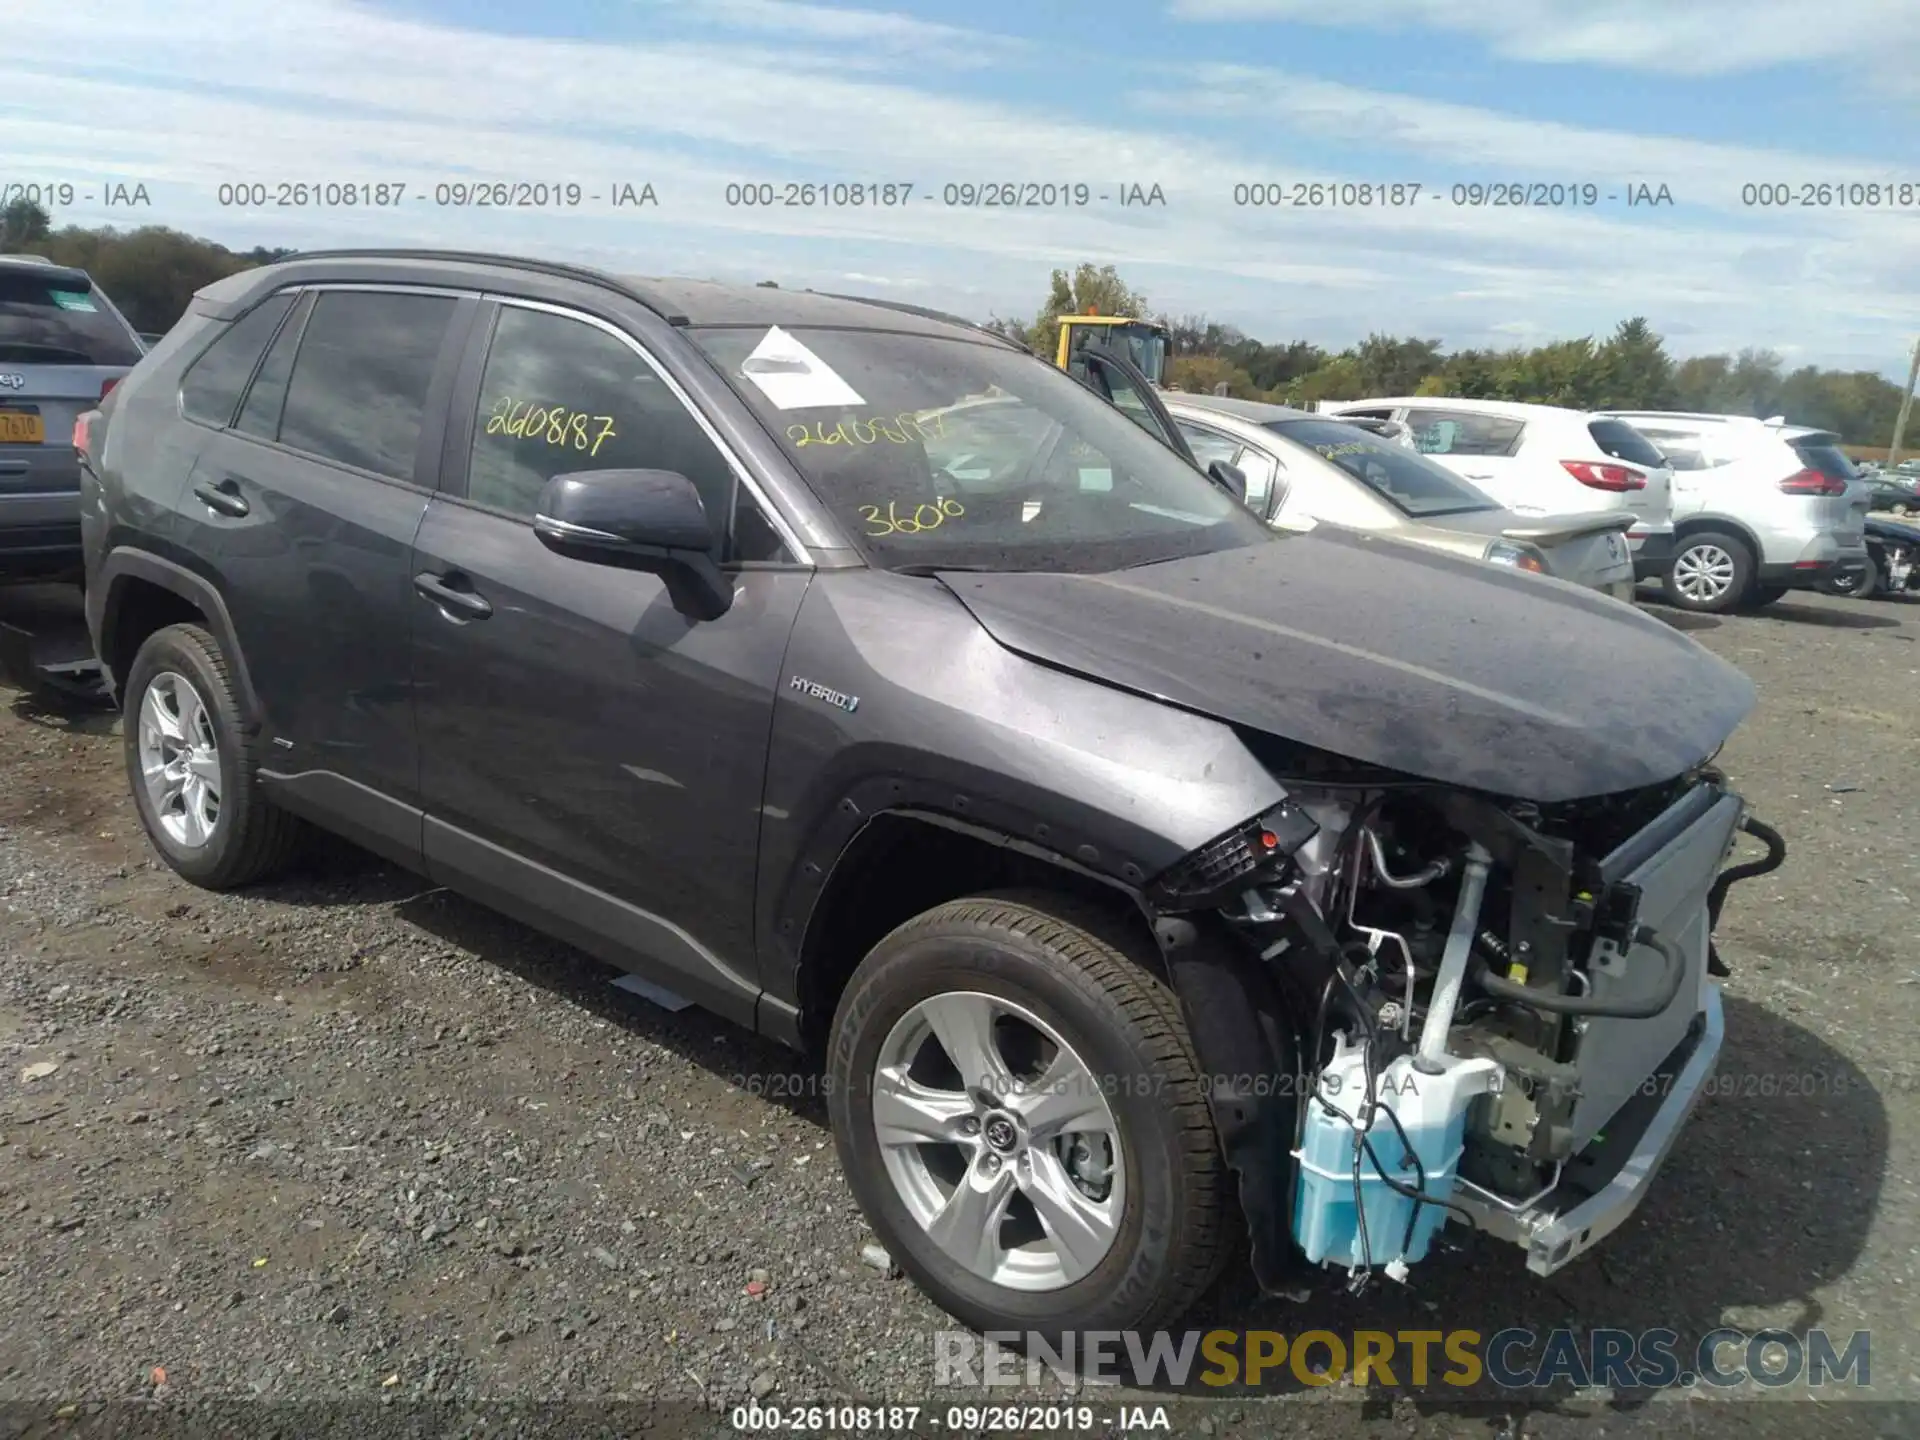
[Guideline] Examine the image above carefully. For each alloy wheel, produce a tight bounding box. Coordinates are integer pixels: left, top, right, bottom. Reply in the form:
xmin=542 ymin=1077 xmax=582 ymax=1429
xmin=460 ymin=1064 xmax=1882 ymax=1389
xmin=1672 ymin=544 xmax=1737 ymax=604
xmin=871 ymin=991 xmax=1124 ymax=1292
xmin=137 ymin=671 xmax=222 ymax=848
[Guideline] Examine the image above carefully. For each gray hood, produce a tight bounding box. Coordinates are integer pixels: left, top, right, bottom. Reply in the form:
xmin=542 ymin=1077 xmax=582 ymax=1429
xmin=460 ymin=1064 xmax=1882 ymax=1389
xmin=935 ymin=527 xmax=1754 ymax=802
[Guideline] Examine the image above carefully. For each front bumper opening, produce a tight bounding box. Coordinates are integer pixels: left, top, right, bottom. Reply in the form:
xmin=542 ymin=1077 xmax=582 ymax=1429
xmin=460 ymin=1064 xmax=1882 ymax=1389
xmin=1449 ymin=984 xmax=1724 ymax=1275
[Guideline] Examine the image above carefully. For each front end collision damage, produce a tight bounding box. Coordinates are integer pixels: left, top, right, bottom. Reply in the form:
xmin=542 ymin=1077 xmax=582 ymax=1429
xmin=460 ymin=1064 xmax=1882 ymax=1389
xmin=1136 ymin=757 xmax=1786 ymax=1293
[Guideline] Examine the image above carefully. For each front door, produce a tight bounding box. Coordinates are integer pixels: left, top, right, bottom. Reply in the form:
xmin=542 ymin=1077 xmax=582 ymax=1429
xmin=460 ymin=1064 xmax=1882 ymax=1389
xmin=409 ymin=299 xmax=809 ymax=1024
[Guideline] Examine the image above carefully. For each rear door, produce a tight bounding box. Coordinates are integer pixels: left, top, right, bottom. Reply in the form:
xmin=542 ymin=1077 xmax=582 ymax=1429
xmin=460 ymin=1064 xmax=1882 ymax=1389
xmin=186 ymin=284 xmax=475 ymax=856
xmin=0 ymin=265 xmax=144 ymax=553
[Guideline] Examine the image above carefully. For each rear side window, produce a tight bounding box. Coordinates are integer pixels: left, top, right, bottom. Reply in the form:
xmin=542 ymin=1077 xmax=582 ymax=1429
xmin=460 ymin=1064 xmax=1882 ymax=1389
xmin=236 ymin=295 xmax=310 ymax=440
xmin=1790 ymin=437 xmax=1858 ymax=482
xmin=0 ymin=270 xmax=143 ymax=367
xmin=1587 ymin=419 xmax=1667 ymax=468
xmin=1633 ymin=428 xmax=1715 ymax=470
xmin=1404 ymin=408 xmax=1525 ymax=457
xmin=180 ymin=293 xmax=296 ymax=428
xmin=277 ymin=290 xmax=457 ymax=481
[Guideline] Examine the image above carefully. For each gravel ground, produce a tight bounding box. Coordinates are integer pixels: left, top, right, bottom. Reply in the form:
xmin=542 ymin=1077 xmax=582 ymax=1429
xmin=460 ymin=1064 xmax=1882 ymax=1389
xmin=0 ymin=581 xmax=1917 ymax=1439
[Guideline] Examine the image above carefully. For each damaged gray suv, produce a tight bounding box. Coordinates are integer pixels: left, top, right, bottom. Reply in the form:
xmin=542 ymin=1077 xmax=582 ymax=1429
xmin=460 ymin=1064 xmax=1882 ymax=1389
xmin=78 ymin=249 xmax=1783 ymax=1339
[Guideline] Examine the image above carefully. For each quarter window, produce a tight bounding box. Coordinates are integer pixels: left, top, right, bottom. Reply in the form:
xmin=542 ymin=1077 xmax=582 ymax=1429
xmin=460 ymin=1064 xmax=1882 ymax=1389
xmin=277 ymin=290 xmax=457 ymax=482
xmin=180 ymin=293 xmax=295 ymax=428
xmin=467 ymin=306 xmax=789 ymax=562
xmin=235 ymin=294 xmax=309 ymax=441
xmin=1404 ymin=409 xmax=1525 ymax=457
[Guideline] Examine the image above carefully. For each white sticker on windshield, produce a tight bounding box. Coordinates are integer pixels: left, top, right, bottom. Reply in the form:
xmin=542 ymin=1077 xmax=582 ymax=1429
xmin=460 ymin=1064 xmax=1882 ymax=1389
xmin=738 ymin=326 xmax=865 ymax=410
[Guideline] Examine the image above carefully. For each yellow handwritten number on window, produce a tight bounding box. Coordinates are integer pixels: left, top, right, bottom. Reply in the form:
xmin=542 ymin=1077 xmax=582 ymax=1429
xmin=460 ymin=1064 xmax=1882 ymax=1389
xmin=857 ymin=497 xmax=965 ymax=537
xmin=485 ymin=395 xmax=618 ymax=458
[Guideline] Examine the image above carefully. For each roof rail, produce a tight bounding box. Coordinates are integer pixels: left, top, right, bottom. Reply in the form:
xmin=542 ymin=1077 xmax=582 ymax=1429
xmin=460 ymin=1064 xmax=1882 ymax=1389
xmin=813 ymin=292 xmax=1021 ymax=348
xmin=280 ymin=248 xmax=692 ymax=324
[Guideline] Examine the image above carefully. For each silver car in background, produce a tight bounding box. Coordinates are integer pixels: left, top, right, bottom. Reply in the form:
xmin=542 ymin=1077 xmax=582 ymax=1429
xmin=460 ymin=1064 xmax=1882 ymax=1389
xmin=1168 ymin=395 xmax=1639 ymax=598
xmin=1598 ymin=411 xmax=1871 ymax=613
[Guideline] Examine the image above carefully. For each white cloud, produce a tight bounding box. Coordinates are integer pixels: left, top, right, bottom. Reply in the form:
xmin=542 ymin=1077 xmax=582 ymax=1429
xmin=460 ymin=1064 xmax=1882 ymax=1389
xmin=1167 ymin=0 xmax=1920 ymax=77
xmin=652 ymin=0 xmax=1028 ymax=59
xmin=0 ymin=0 xmax=1911 ymax=375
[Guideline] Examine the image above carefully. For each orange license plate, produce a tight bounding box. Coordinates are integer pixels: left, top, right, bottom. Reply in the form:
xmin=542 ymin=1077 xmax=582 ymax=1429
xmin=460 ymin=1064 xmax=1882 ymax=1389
xmin=0 ymin=411 xmax=44 ymax=444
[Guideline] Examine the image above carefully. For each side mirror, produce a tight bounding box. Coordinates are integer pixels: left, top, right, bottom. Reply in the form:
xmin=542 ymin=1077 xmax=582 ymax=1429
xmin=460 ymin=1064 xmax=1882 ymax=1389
xmin=533 ymin=468 xmax=733 ymax=621
xmin=1207 ymin=459 xmax=1248 ymax=506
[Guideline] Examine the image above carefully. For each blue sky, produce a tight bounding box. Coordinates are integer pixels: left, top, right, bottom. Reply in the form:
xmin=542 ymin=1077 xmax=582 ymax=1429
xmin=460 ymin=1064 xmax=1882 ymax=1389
xmin=5 ymin=0 xmax=1917 ymax=377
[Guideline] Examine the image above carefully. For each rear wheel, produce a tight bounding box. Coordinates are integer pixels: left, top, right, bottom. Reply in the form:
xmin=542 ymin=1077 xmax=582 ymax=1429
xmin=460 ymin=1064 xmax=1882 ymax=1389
xmin=123 ymin=623 xmax=304 ymax=889
xmin=1662 ymin=531 xmax=1754 ymax=613
xmin=827 ymin=892 xmax=1228 ymax=1341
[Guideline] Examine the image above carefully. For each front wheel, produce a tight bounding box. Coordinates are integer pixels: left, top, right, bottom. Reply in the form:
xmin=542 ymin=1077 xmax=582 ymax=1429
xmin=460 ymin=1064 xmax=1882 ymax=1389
xmin=1662 ymin=531 xmax=1755 ymax=613
xmin=1824 ymin=558 xmax=1881 ymax=600
xmin=827 ymin=893 xmax=1229 ymax=1341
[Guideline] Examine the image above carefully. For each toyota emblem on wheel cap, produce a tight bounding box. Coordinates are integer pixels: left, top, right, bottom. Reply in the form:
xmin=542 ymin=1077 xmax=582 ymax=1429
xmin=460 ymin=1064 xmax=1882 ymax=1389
xmin=983 ymin=1115 xmax=1018 ymax=1152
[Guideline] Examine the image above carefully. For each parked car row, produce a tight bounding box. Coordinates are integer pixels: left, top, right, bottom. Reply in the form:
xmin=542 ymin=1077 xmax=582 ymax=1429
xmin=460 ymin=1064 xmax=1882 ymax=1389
xmin=1292 ymin=398 xmax=1876 ymax=614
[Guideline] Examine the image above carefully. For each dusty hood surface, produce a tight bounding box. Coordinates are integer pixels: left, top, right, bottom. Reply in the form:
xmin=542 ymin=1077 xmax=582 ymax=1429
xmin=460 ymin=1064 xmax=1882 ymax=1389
xmin=936 ymin=527 xmax=1755 ymax=802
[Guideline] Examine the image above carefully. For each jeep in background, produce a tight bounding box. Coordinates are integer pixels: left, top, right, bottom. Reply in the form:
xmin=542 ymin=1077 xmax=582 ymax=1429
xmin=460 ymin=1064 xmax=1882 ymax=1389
xmin=78 ymin=249 xmax=1782 ymax=1340
xmin=0 ymin=254 xmax=145 ymax=582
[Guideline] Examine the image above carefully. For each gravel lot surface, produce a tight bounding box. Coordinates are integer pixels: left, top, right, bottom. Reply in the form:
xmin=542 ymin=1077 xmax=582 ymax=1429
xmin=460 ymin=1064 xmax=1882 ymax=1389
xmin=0 ymin=581 xmax=1916 ymax=1438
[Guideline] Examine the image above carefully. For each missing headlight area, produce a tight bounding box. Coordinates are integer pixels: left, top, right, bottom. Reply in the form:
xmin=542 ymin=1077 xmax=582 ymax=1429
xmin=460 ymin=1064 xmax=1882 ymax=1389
xmin=1160 ymin=764 xmax=1782 ymax=1290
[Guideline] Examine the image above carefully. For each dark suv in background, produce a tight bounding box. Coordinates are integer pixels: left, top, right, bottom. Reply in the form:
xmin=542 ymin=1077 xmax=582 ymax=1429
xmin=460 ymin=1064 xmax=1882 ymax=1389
xmin=78 ymin=249 xmax=1774 ymax=1342
xmin=0 ymin=254 xmax=144 ymax=580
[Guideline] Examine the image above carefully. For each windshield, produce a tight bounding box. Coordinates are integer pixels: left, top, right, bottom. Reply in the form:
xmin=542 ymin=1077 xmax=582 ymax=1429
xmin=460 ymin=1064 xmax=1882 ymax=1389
xmin=691 ymin=325 xmax=1271 ymax=572
xmin=1265 ymin=418 xmax=1501 ymax=518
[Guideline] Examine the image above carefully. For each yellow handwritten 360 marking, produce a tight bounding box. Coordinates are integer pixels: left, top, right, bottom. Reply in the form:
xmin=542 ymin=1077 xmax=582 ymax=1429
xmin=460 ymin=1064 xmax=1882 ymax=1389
xmin=787 ymin=411 xmax=949 ymax=448
xmin=858 ymin=497 xmax=965 ymax=537
xmin=484 ymin=395 xmax=619 ymax=457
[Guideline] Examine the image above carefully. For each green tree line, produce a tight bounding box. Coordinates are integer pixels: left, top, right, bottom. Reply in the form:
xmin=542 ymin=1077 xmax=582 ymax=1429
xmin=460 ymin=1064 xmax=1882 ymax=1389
xmin=4 ymin=204 xmax=1905 ymax=451
xmin=995 ymin=262 xmax=1913 ymax=451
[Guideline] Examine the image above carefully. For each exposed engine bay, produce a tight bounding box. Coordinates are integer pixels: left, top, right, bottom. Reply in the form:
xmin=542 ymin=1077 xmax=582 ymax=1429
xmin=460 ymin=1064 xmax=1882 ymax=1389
xmin=1151 ymin=761 xmax=1785 ymax=1290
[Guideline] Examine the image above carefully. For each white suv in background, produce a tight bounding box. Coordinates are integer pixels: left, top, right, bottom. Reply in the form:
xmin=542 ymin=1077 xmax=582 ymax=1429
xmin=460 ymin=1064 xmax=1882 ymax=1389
xmin=1598 ymin=412 xmax=1871 ymax=613
xmin=1319 ymin=398 xmax=1676 ymax=584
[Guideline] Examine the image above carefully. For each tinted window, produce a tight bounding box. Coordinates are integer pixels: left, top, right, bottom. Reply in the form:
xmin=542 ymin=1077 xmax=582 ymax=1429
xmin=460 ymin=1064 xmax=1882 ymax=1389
xmin=1790 ymin=438 xmax=1858 ymax=482
xmin=469 ymin=306 xmax=788 ymax=562
xmin=180 ymin=293 xmax=295 ymax=428
xmin=1405 ymin=408 xmax=1525 ymax=457
xmin=1588 ymin=419 xmax=1666 ymax=468
xmin=1268 ymin=418 xmax=1500 ymax=518
xmin=235 ymin=296 xmax=308 ymax=440
xmin=0 ymin=270 xmax=143 ymax=366
xmin=692 ymin=326 xmax=1269 ymax=574
xmin=278 ymin=291 xmax=456 ymax=481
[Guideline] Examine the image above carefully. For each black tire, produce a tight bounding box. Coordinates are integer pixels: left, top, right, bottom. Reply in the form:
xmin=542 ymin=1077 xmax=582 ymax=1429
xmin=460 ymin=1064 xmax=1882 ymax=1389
xmin=1662 ymin=530 xmax=1755 ymax=613
xmin=1825 ymin=557 xmax=1881 ymax=600
xmin=1745 ymin=585 xmax=1790 ymax=607
xmin=121 ymin=623 xmax=304 ymax=889
xmin=827 ymin=891 xmax=1229 ymax=1341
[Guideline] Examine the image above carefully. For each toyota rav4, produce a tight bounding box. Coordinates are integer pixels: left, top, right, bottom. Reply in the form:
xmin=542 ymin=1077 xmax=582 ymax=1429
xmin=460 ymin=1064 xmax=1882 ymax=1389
xmin=78 ymin=249 xmax=1782 ymax=1341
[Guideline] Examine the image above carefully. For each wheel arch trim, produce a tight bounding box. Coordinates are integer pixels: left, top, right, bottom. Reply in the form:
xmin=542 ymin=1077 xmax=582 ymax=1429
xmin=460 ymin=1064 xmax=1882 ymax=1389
xmin=92 ymin=547 xmax=260 ymax=723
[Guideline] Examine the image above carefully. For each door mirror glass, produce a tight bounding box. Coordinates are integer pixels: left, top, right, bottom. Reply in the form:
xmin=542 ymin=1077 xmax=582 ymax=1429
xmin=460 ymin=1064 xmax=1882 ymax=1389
xmin=534 ymin=468 xmax=733 ymax=620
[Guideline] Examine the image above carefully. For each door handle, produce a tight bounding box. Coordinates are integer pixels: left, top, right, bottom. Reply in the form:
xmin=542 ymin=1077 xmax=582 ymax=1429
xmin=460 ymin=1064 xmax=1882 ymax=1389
xmin=192 ymin=478 xmax=250 ymax=518
xmin=413 ymin=570 xmax=493 ymax=620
